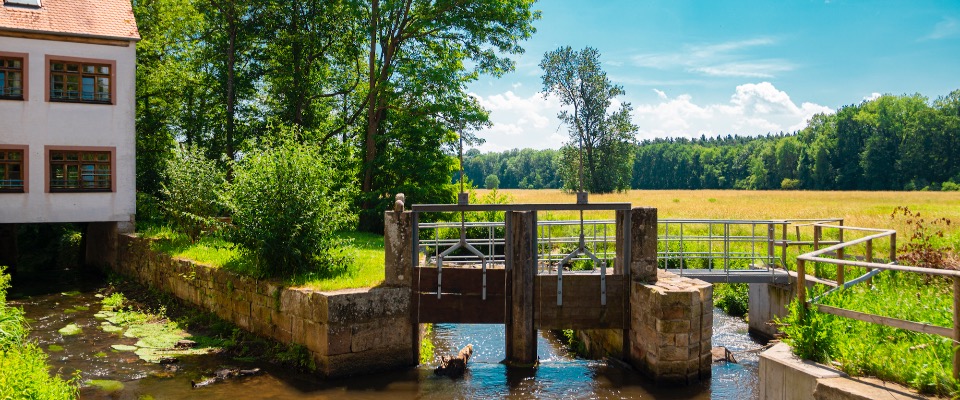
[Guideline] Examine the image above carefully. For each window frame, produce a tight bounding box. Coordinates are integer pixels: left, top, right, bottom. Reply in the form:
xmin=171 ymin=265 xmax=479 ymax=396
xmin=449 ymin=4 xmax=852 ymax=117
xmin=45 ymin=55 xmax=115 ymax=105
xmin=0 ymin=51 xmax=28 ymax=101
xmin=0 ymin=145 xmax=28 ymax=193
xmin=45 ymin=146 xmax=115 ymax=193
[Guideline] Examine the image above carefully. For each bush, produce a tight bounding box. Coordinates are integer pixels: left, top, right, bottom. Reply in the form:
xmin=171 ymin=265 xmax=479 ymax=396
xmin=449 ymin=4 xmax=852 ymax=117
xmin=485 ymin=174 xmax=500 ymax=190
xmin=942 ymin=181 xmax=960 ymax=191
xmin=780 ymin=178 xmax=800 ymax=190
xmin=160 ymin=145 xmax=225 ymax=242
xmin=714 ymin=283 xmax=749 ymax=316
xmin=226 ymin=140 xmax=355 ymax=278
xmin=0 ymin=267 xmax=78 ymax=398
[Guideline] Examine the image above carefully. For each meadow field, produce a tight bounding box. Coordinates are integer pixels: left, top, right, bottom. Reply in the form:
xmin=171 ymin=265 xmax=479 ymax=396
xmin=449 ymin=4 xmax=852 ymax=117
xmin=477 ymin=189 xmax=960 ymax=240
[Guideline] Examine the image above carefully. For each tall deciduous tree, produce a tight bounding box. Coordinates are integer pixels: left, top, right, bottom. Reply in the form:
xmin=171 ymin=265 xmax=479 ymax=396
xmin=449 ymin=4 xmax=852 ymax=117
xmin=261 ymin=0 xmax=364 ymax=137
xmin=540 ymin=46 xmax=636 ymax=193
xmin=357 ymin=0 xmax=539 ymax=231
xmin=133 ymin=0 xmax=204 ymax=195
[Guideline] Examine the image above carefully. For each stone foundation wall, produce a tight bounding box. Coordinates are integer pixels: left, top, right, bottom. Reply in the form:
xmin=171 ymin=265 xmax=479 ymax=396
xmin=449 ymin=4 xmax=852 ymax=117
xmin=577 ymin=329 xmax=624 ymax=359
xmin=630 ymin=270 xmax=713 ymax=385
xmin=116 ymin=234 xmax=416 ymax=377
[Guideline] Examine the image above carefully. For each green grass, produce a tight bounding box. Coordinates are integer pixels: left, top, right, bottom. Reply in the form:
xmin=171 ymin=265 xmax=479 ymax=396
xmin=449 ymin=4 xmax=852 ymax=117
xmin=781 ymin=272 xmax=958 ymax=396
xmin=138 ymin=227 xmax=385 ymax=291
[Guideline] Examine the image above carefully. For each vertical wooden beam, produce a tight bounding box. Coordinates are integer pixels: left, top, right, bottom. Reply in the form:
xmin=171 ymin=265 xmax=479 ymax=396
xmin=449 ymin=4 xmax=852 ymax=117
xmin=812 ymin=225 xmax=821 ymax=278
xmin=865 ymin=239 xmax=873 ymax=286
xmin=953 ymin=276 xmax=960 ymax=382
xmin=505 ymin=210 xmax=536 ymax=366
xmin=797 ymin=259 xmax=807 ymax=316
xmin=836 ymin=225 xmax=845 ymax=286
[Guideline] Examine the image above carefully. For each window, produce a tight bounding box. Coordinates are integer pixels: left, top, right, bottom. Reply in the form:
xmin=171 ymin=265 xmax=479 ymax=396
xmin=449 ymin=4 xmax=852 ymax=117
xmin=0 ymin=149 xmax=24 ymax=192
xmin=0 ymin=57 xmax=23 ymax=100
xmin=50 ymin=150 xmax=111 ymax=191
xmin=49 ymin=61 xmax=111 ymax=103
xmin=4 ymin=0 xmax=42 ymax=7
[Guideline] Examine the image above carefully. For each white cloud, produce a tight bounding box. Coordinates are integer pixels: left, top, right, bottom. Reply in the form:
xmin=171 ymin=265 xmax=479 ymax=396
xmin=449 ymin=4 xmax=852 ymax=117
xmin=631 ymin=82 xmax=833 ymax=140
xmin=922 ymin=17 xmax=959 ymax=40
xmin=470 ymin=91 xmax=564 ymax=151
xmin=631 ymin=38 xmax=794 ymax=79
xmin=862 ymin=92 xmax=881 ymax=102
xmin=470 ymin=82 xmax=832 ymax=151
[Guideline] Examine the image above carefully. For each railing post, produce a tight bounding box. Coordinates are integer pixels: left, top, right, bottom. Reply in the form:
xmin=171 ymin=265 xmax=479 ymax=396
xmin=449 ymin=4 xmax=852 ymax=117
xmin=797 ymin=258 xmax=807 ymax=317
xmin=865 ymin=239 xmax=874 ymax=286
xmin=836 ymin=225 xmax=845 ymax=286
xmin=781 ymin=222 xmax=787 ymax=269
xmin=953 ymin=276 xmax=960 ymax=382
xmin=813 ymin=225 xmax=821 ymax=278
xmin=889 ymin=232 xmax=897 ymax=263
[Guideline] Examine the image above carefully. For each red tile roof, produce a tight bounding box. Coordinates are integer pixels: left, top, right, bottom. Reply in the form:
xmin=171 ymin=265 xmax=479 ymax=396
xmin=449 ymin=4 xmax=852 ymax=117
xmin=0 ymin=0 xmax=139 ymax=41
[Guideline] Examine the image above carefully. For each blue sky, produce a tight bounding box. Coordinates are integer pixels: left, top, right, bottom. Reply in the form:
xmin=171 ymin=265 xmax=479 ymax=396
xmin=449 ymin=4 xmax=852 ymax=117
xmin=466 ymin=0 xmax=960 ymax=152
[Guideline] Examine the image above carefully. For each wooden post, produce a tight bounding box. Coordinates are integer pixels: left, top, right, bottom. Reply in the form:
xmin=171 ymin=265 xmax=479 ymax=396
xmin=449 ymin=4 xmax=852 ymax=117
xmin=505 ymin=210 xmax=536 ymax=366
xmin=812 ymin=225 xmax=821 ymax=278
xmin=865 ymin=239 xmax=873 ymax=286
xmin=836 ymin=226 xmax=845 ymax=286
xmin=889 ymin=232 xmax=897 ymax=263
xmin=953 ymin=276 xmax=960 ymax=382
xmin=797 ymin=259 xmax=807 ymax=317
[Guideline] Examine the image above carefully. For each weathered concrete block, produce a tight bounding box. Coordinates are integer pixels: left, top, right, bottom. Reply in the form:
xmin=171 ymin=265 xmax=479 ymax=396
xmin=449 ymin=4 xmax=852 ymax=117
xmin=383 ymin=210 xmax=413 ymax=288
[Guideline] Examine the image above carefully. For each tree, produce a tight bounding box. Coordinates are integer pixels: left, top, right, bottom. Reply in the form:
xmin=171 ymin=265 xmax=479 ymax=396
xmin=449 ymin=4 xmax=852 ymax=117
xmin=485 ymin=174 xmax=499 ymax=190
xmin=356 ymin=0 xmax=539 ymax=232
xmin=540 ymin=46 xmax=636 ymax=193
xmin=133 ymin=0 xmax=204 ymax=195
xmin=260 ymin=0 xmax=364 ymax=136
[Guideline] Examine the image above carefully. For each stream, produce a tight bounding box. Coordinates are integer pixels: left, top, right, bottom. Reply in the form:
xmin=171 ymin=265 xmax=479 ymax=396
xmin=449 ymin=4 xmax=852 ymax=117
xmin=10 ymin=271 xmax=763 ymax=399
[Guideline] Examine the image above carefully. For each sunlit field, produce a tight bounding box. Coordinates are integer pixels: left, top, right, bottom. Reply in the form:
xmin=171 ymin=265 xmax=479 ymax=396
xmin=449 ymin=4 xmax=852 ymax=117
xmin=476 ymin=189 xmax=960 ymax=237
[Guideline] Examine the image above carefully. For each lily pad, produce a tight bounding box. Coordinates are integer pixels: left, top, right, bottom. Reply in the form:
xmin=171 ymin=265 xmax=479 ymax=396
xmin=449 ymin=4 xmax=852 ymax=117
xmin=111 ymin=344 xmax=138 ymax=352
xmin=61 ymin=291 xmax=81 ymax=297
xmin=94 ymin=351 xmax=107 ymax=358
xmin=101 ymin=324 xmax=123 ymax=333
xmin=74 ymin=305 xmax=90 ymax=311
xmin=86 ymin=379 xmax=124 ymax=392
xmin=47 ymin=344 xmax=65 ymax=352
xmin=94 ymin=313 xmax=108 ymax=319
xmin=58 ymin=323 xmax=82 ymax=336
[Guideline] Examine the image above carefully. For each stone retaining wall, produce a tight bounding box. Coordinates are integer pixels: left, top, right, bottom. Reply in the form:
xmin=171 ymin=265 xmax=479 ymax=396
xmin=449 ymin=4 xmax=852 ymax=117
xmin=760 ymin=342 xmax=929 ymax=400
xmin=116 ymin=234 xmax=417 ymax=377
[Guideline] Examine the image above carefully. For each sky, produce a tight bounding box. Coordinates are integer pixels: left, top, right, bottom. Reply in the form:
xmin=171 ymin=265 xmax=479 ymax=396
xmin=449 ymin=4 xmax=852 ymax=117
xmin=465 ymin=0 xmax=960 ymax=152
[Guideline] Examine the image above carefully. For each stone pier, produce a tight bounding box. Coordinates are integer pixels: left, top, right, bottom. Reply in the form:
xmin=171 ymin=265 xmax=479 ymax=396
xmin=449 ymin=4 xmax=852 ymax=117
xmin=629 ymin=271 xmax=713 ymax=384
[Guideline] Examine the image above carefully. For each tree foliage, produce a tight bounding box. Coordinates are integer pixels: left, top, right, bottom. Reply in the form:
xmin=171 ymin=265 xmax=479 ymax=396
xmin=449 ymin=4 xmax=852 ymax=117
xmin=160 ymin=145 xmax=226 ymax=242
xmin=463 ymin=91 xmax=960 ymax=192
xmin=540 ymin=46 xmax=636 ymax=193
xmin=225 ymin=138 xmax=356 ymax=278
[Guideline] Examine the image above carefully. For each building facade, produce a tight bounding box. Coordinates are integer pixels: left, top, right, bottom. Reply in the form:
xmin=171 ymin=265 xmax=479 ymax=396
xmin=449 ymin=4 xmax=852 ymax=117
xmin=0 ymin=0 xmax=139 ymax=227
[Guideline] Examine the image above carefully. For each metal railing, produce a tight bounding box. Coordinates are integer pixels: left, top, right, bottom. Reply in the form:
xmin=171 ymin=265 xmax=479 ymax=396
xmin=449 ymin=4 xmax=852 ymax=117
xmin=416 ymin=217 xmax=846 ymax=278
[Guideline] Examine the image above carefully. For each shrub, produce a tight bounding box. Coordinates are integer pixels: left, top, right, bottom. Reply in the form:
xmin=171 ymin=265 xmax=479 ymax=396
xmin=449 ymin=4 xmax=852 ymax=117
xmin=780 ymin=178 xmax=800 ymax=190
xmin=942 ymin=181 xmax=960 ymax=191
xmin=714 ymin=283 xmax=749 ymax=316
xmin=0 ymin=267 xmax=78 ymax=398
xmin=160 ymin=145 xmax=225 ymax=242
xmin=485 ymin=174 xmax=500 ymax=190
xmin=226 ymin=140 xmax=355 ymax=278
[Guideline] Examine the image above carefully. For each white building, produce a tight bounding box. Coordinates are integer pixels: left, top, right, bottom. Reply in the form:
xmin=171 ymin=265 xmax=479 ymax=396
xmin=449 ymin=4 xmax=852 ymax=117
xmin=0 ymin=0 xmax=138 ymax=224
xmin=0 ymin=0 xmax=139 ymax=267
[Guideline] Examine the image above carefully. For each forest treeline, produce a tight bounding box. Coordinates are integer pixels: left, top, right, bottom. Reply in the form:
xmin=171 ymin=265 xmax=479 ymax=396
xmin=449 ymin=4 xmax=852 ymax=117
xmin=464 ymin=91 xmax=960 ymax=191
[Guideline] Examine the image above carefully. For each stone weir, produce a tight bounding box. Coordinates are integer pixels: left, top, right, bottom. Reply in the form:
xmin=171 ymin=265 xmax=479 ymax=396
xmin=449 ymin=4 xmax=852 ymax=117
xmin=115 ymin=234 xmax=418 ymax=377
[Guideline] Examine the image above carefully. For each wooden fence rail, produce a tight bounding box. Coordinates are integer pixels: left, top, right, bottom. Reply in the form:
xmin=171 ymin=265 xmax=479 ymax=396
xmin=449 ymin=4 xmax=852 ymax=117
xmin=795 ymin=223 xmax=960 ymax=380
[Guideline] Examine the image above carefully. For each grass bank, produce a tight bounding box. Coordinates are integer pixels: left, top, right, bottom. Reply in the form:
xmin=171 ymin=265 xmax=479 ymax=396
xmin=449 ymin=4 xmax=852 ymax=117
xmin=0 ymin=268 xmax=78 ymax=399
xmin=138 ymin=228 xmax=385 ymax=291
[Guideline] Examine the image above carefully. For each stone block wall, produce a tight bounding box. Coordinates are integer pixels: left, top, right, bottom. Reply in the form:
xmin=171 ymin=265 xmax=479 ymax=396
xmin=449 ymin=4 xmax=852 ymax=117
xmin=630 ymin=270 xmax=713 ymax=385
xmin=116 ymin=234 xmax=417 ymax=377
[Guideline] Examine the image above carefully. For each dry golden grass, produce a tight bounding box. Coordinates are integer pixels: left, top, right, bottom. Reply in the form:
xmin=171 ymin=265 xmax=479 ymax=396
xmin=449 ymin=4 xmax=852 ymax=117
xmin=477 ymin=189 xmax=960 ymax=237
